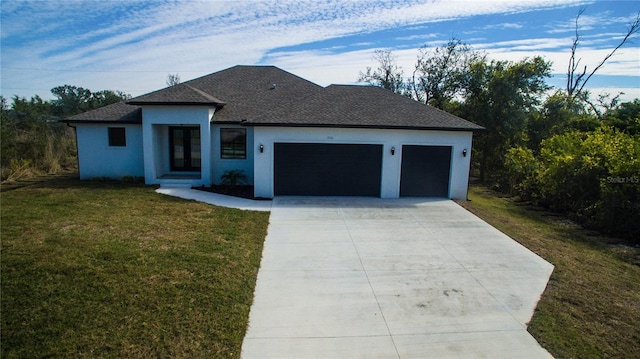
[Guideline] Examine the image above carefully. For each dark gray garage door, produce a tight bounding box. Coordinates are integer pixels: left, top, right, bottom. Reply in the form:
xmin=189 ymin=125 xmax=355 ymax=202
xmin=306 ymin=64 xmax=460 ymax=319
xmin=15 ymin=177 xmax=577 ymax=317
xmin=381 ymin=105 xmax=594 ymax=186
xmin=274 ymin=143 xmax=383 ymax=196
xmin=400 ymin=145 xmax=452 ymax=197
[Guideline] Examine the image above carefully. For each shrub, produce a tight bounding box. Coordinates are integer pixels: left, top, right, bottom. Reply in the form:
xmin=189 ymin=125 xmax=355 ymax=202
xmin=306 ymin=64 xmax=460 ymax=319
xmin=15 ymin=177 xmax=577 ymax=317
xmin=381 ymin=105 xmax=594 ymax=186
xmin=531 ymin=127 xmax=640 ymax=241
xmin=502 ymin=146 xmax=538 ymax=196
xmin=220 ymin=169 xmax=248 ymax=186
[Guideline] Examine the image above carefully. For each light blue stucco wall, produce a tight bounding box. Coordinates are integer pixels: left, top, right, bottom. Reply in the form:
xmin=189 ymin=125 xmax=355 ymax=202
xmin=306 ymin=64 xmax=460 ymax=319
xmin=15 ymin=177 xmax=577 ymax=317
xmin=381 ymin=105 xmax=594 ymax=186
xmin=141 ymin=106 xmax=214 ymax=187
xmin=210 ymin=124 xmax=254 ymax=185
xmin=74 ymin=123 xmax=144 ymax=179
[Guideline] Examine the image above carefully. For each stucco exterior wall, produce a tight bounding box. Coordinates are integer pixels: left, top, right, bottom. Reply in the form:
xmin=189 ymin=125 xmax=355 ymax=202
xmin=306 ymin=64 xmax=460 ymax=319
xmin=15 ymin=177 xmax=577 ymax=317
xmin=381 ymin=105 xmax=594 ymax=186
xmin=74 ymin=123 xmax=144 ymax=179
xmin=253 ymin=127 xmax=473 ymax=199
xmin=141 ymin=106 xmax=214 ymax=186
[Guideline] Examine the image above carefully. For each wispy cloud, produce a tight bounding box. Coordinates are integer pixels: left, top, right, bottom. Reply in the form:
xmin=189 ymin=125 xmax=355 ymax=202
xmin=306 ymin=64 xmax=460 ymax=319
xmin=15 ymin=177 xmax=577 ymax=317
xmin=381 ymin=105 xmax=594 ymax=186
xmin=396 ymin=33 xmax=440 ymax=41
xmin=1 ymin=0 xmax=635 ymax=102
xmin=482 ymin=22 xmax=524 ymax=30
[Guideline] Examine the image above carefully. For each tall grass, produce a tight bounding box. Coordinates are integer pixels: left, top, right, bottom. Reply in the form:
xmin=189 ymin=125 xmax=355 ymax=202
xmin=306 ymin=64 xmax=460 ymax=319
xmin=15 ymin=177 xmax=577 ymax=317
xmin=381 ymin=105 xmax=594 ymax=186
xmin=1 ymin=106 xmax=77 ymax=181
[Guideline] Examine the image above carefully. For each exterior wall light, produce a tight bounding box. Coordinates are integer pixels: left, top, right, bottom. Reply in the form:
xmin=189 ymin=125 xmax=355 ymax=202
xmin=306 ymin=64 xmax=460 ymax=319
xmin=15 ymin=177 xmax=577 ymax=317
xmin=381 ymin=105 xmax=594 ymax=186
xmin=462 ymin=149 xmax=468 ymax=157
xmin=391 ymin=147 xmax=395 ymax=155
xmin=259 ymin=144 xmax=264 ymax=153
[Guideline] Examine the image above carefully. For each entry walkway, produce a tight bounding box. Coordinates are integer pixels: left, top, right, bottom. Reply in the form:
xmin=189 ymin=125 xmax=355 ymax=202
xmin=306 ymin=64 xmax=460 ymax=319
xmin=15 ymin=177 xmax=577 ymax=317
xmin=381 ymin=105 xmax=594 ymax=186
xmin=155 ymin=186 xmax=272 ymax=211
xmin=241 ymin=197 xmax=554 ymax=358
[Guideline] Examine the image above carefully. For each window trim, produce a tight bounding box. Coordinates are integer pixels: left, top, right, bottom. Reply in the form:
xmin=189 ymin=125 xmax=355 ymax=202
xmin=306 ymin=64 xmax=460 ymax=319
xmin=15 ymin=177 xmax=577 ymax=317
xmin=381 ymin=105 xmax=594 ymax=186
xmin=220 ymin=128 xmax=247 ymax=159
xmin=108 ymin=127 xmax=127 ymax=147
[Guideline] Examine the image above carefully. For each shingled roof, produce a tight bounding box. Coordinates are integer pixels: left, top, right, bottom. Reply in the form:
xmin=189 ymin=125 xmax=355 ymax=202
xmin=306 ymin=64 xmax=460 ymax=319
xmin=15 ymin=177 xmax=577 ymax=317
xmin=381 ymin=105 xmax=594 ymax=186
xmin=129 ymin=65 xmax=323 ymax=122
xmin=64 ymin=65 xmax=483 ymax=131
xmin=65 ymin=101 xmax=141 ymax=123
xmin=251 ymin=84 xmax=484 ymax=131
xmin=128 ymin=83 xmax=226 ymax=106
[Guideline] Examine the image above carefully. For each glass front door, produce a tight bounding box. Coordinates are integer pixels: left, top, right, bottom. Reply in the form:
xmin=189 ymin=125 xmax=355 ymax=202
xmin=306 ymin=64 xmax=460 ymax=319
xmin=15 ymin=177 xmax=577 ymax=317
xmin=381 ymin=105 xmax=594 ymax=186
xmin=169 ymin=127 xmax=201 ymax=171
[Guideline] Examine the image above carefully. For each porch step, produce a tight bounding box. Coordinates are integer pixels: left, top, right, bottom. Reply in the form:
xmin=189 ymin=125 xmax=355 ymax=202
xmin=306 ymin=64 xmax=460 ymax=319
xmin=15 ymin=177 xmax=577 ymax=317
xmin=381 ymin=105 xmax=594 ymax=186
xmin=159 ymin=183 xmax=193 ymax=189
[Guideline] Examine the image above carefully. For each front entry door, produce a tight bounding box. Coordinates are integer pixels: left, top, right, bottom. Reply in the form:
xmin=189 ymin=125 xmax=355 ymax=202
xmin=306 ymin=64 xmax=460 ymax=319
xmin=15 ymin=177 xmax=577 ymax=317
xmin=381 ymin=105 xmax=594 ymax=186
xmin=169 ymin=127 xmax=201 ymax=171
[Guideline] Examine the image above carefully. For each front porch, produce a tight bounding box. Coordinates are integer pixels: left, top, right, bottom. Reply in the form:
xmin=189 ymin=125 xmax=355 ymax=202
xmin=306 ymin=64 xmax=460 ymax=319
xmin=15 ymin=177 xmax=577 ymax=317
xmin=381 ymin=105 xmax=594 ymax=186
xmin=141 ymin=107 xmax=213 ymax=188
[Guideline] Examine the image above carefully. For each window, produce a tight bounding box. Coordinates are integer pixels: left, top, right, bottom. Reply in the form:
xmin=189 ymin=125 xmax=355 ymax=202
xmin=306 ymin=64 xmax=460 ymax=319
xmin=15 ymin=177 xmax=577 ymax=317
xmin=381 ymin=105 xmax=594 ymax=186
xmin=108 ymin=127 xmax=126 ymax=147
xmin=221 ymin=128 xmax=246 ymax=159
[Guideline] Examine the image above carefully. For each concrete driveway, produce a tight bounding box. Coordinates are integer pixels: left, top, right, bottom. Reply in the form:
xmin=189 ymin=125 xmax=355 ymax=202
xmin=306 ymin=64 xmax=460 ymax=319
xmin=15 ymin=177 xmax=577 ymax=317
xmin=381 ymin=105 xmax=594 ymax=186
xmin=241 ymin=197 xmax=554 ymax=358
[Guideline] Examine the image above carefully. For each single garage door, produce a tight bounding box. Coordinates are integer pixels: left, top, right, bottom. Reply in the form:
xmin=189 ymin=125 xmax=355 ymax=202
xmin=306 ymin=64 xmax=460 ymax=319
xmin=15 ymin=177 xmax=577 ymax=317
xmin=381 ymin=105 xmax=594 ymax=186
xmin=274 ymin=143 xmax=383 ymax=196
xmin=400 ymin=145 xmax=452 ymax=197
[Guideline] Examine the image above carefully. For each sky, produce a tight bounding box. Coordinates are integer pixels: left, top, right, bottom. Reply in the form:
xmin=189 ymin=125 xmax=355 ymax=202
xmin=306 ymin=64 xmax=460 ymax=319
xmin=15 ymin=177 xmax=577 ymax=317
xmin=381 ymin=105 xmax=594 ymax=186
xmin=1 ymin=0 xmax=639 ymax=103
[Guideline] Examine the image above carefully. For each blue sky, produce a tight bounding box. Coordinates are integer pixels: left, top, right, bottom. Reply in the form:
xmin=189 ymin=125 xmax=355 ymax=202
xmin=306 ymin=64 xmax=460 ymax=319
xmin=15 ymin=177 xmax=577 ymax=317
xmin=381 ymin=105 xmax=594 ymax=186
xmin=1 ymin=0 xmax=639 ymax=102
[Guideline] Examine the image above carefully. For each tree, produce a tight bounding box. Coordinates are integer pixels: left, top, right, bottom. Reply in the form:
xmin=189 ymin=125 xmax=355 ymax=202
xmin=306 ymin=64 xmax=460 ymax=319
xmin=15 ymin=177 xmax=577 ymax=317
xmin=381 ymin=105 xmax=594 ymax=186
xmin=526 ymin=90 xmax=596 ymax=152
xmin=409 ymin=38 xmax=484 ymax=110
xmin=566 ymin=9 xmax=640 ymax=100
xmin=357 ymin=50 xmax=405 ymax=94
xmin=602 ymin=99 xmax=640 ymax=135
xmin=91 ymin=90 xmax=131 ymax=107
xmin=50 ymin=85 xmax=93 ymax=116
xmin=461 ymin=57 xmax=551 ymax=181
xmin=166 ymin=73 xmax=181 ymax=87
xmin=50 ymin=85 xmax=130 ymax=117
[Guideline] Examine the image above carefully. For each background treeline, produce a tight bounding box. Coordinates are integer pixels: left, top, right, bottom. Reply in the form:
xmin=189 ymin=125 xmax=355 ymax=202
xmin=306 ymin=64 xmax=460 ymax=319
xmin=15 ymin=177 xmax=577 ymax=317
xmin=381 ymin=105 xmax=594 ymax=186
xmin=0 ymin=86 xmax=130 ymax=181
xmin=359 ymin=36 xmax=639 ymax=242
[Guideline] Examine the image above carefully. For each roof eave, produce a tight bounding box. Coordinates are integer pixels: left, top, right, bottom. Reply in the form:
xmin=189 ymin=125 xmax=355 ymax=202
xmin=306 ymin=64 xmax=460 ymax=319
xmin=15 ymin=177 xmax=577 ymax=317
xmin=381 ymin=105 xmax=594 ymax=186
xmin=61 ymin=119 xmax=142 ymax=124
xmin=244 ymin=122 xmax=484 ymax=131
xmin=126 ymin=101 xmax=225 ymax=107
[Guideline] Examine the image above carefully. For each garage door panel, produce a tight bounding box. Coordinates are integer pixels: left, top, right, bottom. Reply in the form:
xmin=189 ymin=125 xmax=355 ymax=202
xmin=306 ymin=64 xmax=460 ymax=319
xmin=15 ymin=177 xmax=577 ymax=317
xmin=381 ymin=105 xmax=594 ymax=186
xmin=274 ymin=143 xmax=382 ymax=196
xmin=400 ymin=145 xmax=451 ymax=197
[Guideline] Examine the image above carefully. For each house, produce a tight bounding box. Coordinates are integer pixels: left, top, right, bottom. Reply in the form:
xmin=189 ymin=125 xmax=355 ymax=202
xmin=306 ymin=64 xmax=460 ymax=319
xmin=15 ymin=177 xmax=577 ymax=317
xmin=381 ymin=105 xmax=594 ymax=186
xmin=64 ymin=65 xmax=483 ymax=199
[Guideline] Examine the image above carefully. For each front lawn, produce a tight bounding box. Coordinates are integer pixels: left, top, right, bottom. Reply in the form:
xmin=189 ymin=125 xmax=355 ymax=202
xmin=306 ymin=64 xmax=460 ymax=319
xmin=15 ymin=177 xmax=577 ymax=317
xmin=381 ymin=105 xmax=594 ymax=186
xmin=458 ymin=185 xmax=640 ymax=359
xmin=1 ymin=178 xmax=270 ymax=358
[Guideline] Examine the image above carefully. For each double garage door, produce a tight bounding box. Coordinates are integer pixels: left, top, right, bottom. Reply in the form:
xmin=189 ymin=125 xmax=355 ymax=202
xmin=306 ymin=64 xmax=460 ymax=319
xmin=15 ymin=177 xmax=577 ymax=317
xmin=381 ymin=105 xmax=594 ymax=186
xmin=274 ymin=143 xmax=451 ymax=197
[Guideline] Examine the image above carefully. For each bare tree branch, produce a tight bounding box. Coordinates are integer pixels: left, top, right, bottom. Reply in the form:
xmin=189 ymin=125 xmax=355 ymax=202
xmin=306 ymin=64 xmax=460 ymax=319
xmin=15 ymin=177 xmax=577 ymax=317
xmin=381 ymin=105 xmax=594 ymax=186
xmin=576 ymin=12 xmax=640 ymax=96
xmin=567 ymin=8 xmax=586 ymax=96
xmin=357 ymin=50 xmax=405 ymax=94
xmin=166 ymin=73 xmax=181 ymax=87
xmin=567 ymin=9 xmax=640 ymax=99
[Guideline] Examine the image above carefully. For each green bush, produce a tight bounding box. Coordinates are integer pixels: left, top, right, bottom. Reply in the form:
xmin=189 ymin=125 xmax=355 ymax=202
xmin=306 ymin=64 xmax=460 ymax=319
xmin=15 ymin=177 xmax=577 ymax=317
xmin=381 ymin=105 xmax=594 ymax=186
xmin=519 ymin=127 xmax=640 ymax=241
xmin=220 ymin=169 xmax=248 ymax=186
xmin=502 ymin=146 xmax=537 ymax=196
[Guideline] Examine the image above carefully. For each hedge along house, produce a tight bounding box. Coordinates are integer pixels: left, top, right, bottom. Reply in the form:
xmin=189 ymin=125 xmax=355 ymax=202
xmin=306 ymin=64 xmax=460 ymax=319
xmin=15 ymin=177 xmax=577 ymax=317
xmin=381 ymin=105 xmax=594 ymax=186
xmin=65 ymin=65 xmax=484 ymax=199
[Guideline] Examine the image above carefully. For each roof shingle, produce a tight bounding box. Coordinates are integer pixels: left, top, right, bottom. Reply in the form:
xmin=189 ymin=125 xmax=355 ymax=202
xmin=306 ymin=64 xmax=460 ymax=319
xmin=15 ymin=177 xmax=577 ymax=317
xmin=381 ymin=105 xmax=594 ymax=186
xmin=64 ymin=101 xmax=141 ymax=123
xmin=250 ymin=85 xmax=484 ymax=131
xmin=127 ymin=83 xmax=226 ymax=106
xmin=129 ymin=65 xmax=323 ymax=122
xmin=63 ymin=65 xmax=483 ymax=131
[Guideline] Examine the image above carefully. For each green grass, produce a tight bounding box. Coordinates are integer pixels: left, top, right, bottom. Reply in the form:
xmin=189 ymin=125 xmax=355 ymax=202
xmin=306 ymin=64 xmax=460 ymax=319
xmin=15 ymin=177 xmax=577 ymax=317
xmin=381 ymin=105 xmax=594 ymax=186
xmin=4 ymin=178 xmax=639 ymax=358
xmin=458 ymin=185 xmax=640 ymax=359
xmin=1 ymin=178 xmax=270 ymax=358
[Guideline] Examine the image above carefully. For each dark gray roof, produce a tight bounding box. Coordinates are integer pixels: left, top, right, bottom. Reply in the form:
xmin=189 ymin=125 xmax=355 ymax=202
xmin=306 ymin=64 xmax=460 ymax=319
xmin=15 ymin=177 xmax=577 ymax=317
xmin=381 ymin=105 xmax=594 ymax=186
xmin=64 ymin=101 xmax=141 ymax=123
xmin=129 ymin=65 xmax=323 ymax=122
xmin=63 ymin=65 xmax=483 ymax=131
xmin=250 ymin=85 xmax=484 ymax=131
xmin=127 ymin=83 xmax=226 ymax=106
